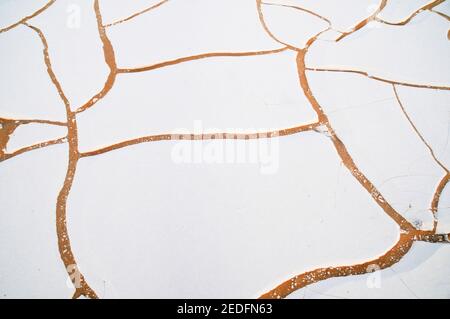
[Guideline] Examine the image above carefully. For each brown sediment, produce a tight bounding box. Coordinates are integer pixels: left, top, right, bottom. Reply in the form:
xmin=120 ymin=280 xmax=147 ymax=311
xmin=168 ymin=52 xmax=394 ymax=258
xmin=260 ymin=233 xmax=414 ymax=299
xmin=0 ymin=119 xmax=19 ymax=157
xmin=374 ymin=0 xmax=446 ymax=26
xmin=306 ymin=67 xmax=450 ymax=91
xmin=103 ymin=0 xmax=170 ymax=28
xmin=25 ymin=22 xmax=97 ymax=298
xmin=335 ymin=0 xmax=388 ymax=42
xmin=75 ymin=0 xmax=117 ymax=114
xmin=0 ymin=0 xmax=55 ymax=34
xmin=80 ymin=122 xmax=320 ymax=158
xmin=117 ymin=47 xmax=289 ymax=73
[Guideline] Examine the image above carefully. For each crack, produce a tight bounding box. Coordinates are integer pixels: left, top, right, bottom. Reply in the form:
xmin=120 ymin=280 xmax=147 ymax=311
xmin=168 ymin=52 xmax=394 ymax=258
xmin=103 ymin=0 xmax=170 ymax=28
xmin=429 ymin=8 xmax=450 ymax=21
xmin=256 ymin=0 xmax=300 ymax=50
xmin=431 ymin=173 xmax=450 ymax=231
xmin=2 ymin=0 xmax=449 ymax=299
xmin=0 ymin=0 xmax=56 ymax=34
xmin=306 ymin=67 xmax=450 ymax=91
xmin=24 ymin=21 xmax=98 ymax=299
xmin=117 ymin=47 xmax=289 ymax=73
xmin=261 ymin=1 xmax=333 ymax=26
xmin=393 ymin=84 xmax=449 ymax=232
xmin=260 ymin=233 xmax=415 ymax=299
xmin=374 ymin=0 xmax=446 ymax=26
xmin=75 ymin=0 xmax=117 ymax=114
xmin=0 ymin=117 xmax=67 ymax=127
xmin=0 ymin=137 xmax=67 ymax=163
xmin=335 ymin=0 xmax=388 ymax=42
xmin=392 ymin=85 xmax=448 ymax=173
xmin=79 ymin=122 xmax=320 ymax=158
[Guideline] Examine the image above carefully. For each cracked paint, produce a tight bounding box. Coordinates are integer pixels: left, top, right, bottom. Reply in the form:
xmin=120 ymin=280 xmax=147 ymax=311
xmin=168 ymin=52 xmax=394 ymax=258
xmin=0 ymin=0 xmax=449 ymax=299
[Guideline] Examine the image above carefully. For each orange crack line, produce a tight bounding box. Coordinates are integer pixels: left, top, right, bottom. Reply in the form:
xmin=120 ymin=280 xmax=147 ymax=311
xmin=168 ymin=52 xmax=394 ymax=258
xmin=74 ymin=0 xmax=117 ymax=114
xmin=306 ymin=67 xmax=450 ymax=91
xmin=103 ymin=0 xmax=170 ymax=28
xmin=24 ymin=22 xmax=98 ymax=299
xmin=0 ymin=137 xmax=67 ymax=163
xmin=116 ymin=47 xmax=289 ymax=73
xmin=0 ymin=0 xmax=55 ymax=34
xmin=260 ymin=229 xmax=450 ymax=299
xmin=0 ymin=117 xmax=67 ymax=127
xmin=431 ymin=173 xmax=450 ymax=229
xmin=256 ymin=0 xmax=301 ymax=50
xmin=253 ymin=0 xmax=444 ymax=299
xmin=374 ymin=0 xmax=446 ymax=26
xmin=256 ymin=0 xmax=333 ymax=51
xmin=256 ymin=8 xmax=450 ymax=295
xmin=79 ymin=122 xmax=321 ymax=158
xmin=261 ymin=1 xmax=333 ymax=26
xmin=392 ymin=85 xmax=448 ymax=172
xmin=260 ymin=233 xmax=414 ymax=299
xmin=335 ymin=0 xmax=388 ymax=42
xmin=393 ymin=84 xmax=449 ymax=232
xmin=298 ymin=50 xmax=415 ymax=232
xmin=429 ymin=8 xmax=450 ymax=21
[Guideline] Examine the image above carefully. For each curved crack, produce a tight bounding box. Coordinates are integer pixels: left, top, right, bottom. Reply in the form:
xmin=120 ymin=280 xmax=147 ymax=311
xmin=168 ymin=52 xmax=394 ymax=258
xmin=374 ymin=0 xmax=446 ymax=26
xmin=0 ymin=0 xmax=56 ymax=34
xmin=2 ymin=0 xmax=449 ymax=299
xmin=335 ymin=0 xmax=388 ymax=42
xmin=79 ymin=122 xmax=320 ymax=158
xmin=24 ymin=22 xmax=98 ymax=299
xmin=75 ymin=0 xmax=117 ymax=114
xmin=306 ymin=67 xmax=450 ymax=91
xmin=260 ymin=233 xmax=415 ymax=299
xmin=117 ymin=47 xmax=289 ymax=73
xmin=103 ymin=0 xmax=170 ymax=28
